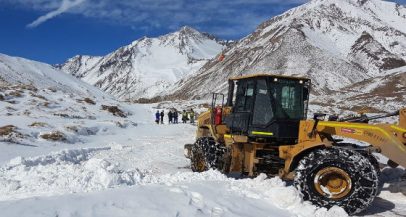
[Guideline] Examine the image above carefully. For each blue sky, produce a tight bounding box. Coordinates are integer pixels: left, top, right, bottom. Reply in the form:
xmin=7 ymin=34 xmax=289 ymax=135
xmin=0 ymin=0 xmax=405 ymax=64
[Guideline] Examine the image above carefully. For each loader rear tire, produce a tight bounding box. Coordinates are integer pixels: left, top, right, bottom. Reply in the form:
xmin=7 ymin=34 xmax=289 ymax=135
xmin=190 ymin=137 xmax=229 ymax=173
xmin=294 ymin=148 xmax=379 ymax=215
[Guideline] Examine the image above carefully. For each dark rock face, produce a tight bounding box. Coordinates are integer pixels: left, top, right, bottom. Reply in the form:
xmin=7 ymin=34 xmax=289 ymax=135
xmin=101 ymin=105 xmax=127 ymax=118
xmin=349 ymin=32 xmax=406 ymax=72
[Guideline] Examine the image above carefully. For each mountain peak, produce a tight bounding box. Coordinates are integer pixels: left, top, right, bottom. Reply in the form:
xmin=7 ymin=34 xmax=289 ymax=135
xmin=59 ymin=25 xmax=224 ymax=100
xmin=310 ymin=0 xmax=371 ymax=4
xmin=177 ymin=26 xmax=206 ymax=38
xmin=179 ymin=26 xmax=198 ymax=32
xmin=305 ymin=0 xmax=401 ymax=9
xmin=308 ymin=0 xmax=401 ymax=8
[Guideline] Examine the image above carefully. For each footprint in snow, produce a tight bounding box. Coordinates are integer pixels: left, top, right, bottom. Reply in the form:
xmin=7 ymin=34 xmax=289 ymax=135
xmin=189 ymin=191 xmax=205 ymax=209
xmin=211 ymin=207 xmax=224 ymax=217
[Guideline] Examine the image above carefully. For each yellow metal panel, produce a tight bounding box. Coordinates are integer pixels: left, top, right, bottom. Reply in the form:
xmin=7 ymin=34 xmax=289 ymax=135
xmin=224 ymin=134 xmax=248 ymax=143
xmin=391 ymin=126 xmax=406 ymax=133
xmin=317 ymin=121 xmax=406 ymax=168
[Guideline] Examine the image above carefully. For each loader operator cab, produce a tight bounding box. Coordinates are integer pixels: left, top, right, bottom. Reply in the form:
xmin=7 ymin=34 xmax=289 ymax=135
xmin=223 ymin=74 xmax=310 ymax=144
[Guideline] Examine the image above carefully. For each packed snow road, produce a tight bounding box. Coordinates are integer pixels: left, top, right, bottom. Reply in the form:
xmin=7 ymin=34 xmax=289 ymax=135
xmin=0 ymin=104 xmax=405 ymax=217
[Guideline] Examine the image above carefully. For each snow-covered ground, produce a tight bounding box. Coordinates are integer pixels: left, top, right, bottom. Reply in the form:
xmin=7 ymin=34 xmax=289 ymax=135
xmin=0 ymin=54 xmax=405 ymax=216
xmin=1 ymin=92 xmax=406 ymax=216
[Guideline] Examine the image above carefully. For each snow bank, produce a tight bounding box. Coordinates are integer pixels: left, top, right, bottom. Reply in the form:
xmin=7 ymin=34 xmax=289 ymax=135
xmin=0 ymin=147 xmax=141 ymax=200
xmin=0 ymin=147 xmax=348 ymax=217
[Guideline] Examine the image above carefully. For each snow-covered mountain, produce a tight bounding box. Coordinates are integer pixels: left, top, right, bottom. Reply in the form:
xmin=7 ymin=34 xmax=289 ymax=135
xmin=0 ymin=53 xmax=133 ymax=147
xmin=168 ymin=0 xmax=406 ymax=102
xmin=0 ymin=53 xmax=108 ymax=99
xmin=59 ymin=26 xmax=225 ymax=100
xmin=313 ymin=66 xmax=406 ymax=113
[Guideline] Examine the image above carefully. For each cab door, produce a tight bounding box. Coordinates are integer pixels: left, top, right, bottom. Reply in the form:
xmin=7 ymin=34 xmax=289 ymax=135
xmin=250 ymin=78 xmax=306 ymax=140
xmin=252 ymin=79 xmax=274 ymax=127
xmin=226 ymin=79 xmax=255 ymax=134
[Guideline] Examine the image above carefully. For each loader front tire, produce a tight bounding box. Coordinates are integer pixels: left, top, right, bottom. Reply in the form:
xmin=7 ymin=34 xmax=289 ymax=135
xmin=294 ymin=148 xmax=379 ymax=215
xmin=190 ymin=137 xmax=228 ymax=172
xmin=190 ymin=137 xmax=211 ymax=172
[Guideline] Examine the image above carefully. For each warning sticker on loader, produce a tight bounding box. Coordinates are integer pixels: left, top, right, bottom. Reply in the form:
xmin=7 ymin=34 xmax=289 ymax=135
xmin=341 ymin=128 xmax=363 ymax=136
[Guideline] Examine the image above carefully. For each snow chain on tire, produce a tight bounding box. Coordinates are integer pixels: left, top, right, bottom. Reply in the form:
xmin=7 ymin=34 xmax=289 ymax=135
xmin=294 ymin=147 xmax=379 ymax=215
xmin=190 ymin=137 xmax=229 ymax=173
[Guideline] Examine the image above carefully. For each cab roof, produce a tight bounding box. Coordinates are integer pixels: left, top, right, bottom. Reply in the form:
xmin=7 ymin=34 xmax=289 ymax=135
xmin=229 ymin=73 xmax=310 ymax=81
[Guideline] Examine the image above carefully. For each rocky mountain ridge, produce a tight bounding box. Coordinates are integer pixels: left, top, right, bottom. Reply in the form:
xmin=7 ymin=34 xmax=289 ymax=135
xmin=58 ymin=26 xmax=225 ymax=100
xmin=167 ymin=0 xmax=406 ymax=107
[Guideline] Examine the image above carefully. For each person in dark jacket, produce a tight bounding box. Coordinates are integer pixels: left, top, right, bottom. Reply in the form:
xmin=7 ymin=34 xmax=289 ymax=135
xmin=189 ymin=109 xmax=195 ymax=124
xmin=173 ymin=109 xmax=179 ymax=124
xmin=182 ymin=110 xmax=188 ymax=123
xmin=168 ymin=110 xmax=173 ymax=124
xmin=155 ymin=111 xmax=160 ymax=124
xmin=160 ymin=110 xmax=165 ymax=124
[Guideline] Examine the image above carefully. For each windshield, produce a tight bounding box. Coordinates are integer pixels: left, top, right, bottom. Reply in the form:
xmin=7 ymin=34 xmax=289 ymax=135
xmin=233 ymin=78 xmax=306 ymax=124
xmin=271 ymin=79 xmax=304 ymax=120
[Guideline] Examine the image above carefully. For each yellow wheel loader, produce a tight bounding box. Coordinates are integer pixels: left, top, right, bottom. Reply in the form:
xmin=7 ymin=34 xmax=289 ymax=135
xmin=184 ymin=74 xmax=406 ymax=215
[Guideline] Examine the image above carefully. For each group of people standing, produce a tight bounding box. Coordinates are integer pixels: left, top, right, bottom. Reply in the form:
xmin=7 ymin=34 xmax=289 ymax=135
xmin=155 ymin=109 xmax=195 ymax=124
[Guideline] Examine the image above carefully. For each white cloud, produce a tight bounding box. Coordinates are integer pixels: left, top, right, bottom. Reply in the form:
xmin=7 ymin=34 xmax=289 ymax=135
xmin=5 ymin=0 xmax=309 ymax=37
xmin=27 ymin=0 xmax=86 ymax=28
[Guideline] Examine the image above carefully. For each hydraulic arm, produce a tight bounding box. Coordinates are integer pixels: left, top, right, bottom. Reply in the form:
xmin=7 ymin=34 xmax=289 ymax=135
xmin=312 ymin=108 xmax=406 ymax=167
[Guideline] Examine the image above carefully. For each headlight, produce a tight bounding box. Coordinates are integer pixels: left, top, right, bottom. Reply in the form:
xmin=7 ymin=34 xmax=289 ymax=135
xmin=403 ymin=132 xmax=406 ymax=139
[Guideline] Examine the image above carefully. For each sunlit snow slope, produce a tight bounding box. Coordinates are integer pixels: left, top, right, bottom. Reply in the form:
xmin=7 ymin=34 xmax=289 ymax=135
xmin=0 ymin=53 xmax=107 ymax=98
xmin=59 ymin=26 xmax=225 ymax=100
